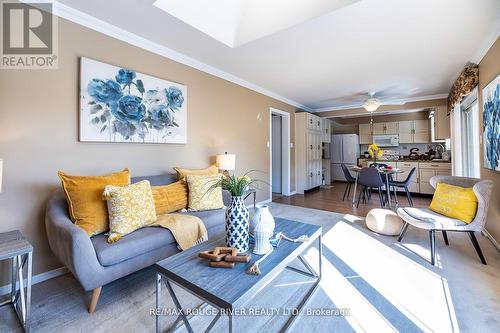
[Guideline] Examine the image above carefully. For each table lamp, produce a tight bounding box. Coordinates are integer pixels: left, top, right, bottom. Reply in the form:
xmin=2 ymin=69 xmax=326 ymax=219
xmin=216 ymin=153 xmax=236 ymax=177
xmin=0 ymin=158 xmax=3 ymax=193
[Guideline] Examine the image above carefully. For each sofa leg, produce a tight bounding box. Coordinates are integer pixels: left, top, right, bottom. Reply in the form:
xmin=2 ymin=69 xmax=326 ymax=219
xmin=89 ymin=287 xmax=102 ymax=313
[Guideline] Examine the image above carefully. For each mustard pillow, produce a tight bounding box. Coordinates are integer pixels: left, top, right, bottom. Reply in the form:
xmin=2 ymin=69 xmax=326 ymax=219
xmin=152 ymin=181 xmax=188 ymax=215
xmin=186 ymin=174 xmax=224 ymax=211
xmin=174 ymin=165 xmax=218 ymax=181
xmin=103 ymin=180 xmax=157 ymax=243
xmin=429 ymin=183 xmax=478 ymax=223
xmin=58 ymin=169 xmax=130 ymax=236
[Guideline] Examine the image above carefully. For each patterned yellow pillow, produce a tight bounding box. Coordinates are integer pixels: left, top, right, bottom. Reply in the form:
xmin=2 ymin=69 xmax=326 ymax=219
xmin=103 ymin=180 xmax=157 ymax=243
xmin=429 ymin=183 xmax=478 ymax=223
xmin=174 ymin=165 xmax=219 ymax=181
xmin=186 ymin=174 xmax=224 ymax=211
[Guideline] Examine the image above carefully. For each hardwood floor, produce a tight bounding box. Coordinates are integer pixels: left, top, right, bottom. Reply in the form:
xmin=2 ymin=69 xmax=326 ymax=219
xmin=273 ymin=181 xmax=432 ymax=216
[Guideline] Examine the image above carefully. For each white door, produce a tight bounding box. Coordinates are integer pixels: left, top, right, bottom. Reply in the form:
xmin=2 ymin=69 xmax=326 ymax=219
xmin=331 ymin=135 xmax=343 ymax=163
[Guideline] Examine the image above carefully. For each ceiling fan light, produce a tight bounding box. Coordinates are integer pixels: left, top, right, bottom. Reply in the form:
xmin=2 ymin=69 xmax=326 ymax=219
xmin=363 ymin=98 xmax=381 ymax=112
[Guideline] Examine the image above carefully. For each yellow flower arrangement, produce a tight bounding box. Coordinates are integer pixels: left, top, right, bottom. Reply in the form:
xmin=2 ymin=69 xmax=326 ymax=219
xmin=368 ymin=143 xmax=383 ymax=163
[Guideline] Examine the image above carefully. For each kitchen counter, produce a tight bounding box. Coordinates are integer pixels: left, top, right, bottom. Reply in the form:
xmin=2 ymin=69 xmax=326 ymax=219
xmin=358 ymin=158 xmax=451 ymax=164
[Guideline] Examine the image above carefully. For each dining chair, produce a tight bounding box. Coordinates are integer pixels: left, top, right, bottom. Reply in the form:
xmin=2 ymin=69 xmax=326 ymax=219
xmin=341 ymin=164 xmax=356 ymax=201
xmin=356 ymin=167 xmax=385 ymax=208
xmin=397 ymin=176 xmax=493 ymax=265
xmin=389 ymin=167 xmax=417 ymax=207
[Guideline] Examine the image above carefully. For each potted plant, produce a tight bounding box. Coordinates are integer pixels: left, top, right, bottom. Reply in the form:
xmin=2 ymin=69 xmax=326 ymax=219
xmin=207 ymin=173 xmax=259 ymax=253
xmin=368 ymin=143 xmax=383 ymax=167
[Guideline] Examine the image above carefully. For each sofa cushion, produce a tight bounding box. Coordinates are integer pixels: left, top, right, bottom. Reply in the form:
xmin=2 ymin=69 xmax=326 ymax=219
xmin=181 ymin=209 xmax=225 ymax=231
xmin=91 ymin=208 xmax=226 ymax=266
xmin=91 ymin=226 xmax=175 ymax=266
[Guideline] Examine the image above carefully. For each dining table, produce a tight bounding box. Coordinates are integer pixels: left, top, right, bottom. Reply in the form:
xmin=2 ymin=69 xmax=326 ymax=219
xmin=349 ymin=166 xmax=404 ymax=209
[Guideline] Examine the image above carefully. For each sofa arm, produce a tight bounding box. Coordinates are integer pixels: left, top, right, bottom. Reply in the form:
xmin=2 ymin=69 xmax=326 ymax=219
xmin=45 ymin=189 xmax=103 ymax=288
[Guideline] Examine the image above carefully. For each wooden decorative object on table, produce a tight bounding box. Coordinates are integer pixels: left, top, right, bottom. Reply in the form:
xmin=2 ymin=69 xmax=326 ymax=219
xmin=198 ymin=246 xmax=251 ymax=269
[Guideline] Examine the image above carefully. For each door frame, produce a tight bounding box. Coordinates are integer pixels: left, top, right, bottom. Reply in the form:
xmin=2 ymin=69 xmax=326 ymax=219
xmin=269 ymin=108 xmax=291 ymax=201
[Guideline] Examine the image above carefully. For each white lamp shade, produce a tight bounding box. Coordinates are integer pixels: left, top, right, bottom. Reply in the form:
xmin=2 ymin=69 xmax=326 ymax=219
xmin=216 ymin=154 xmax=236 ymax=171
xmin=0 ymin=159 xmax=3 ymax=193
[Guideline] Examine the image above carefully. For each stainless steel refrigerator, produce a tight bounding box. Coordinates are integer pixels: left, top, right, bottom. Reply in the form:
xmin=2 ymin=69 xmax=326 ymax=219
xmin=331 ymin=134 xmax=359 ymax=181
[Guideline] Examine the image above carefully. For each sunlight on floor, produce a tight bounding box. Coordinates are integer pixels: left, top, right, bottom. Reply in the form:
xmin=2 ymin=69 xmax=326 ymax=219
xmin=316 ymin=219 xmax=460 ymax=333
xmin=302 ymin=247 xmax=397 ymax=332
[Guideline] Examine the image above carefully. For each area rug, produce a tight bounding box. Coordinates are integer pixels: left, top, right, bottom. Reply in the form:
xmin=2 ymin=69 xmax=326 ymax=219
xmin=1 ymin=203 xmax=499 ymax=333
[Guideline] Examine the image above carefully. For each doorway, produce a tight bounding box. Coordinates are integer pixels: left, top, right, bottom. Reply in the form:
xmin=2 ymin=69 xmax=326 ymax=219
xmin=269 ymin=108 xmax=291 ymax=201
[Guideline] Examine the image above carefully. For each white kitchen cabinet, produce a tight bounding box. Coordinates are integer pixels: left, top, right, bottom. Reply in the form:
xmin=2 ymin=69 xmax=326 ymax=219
xmin=433 ymin=105 xmax=451 ymax=140
xmin=321 ymin=118 xmax=331 ymax=143
xmin=296 ymin=113 xmax=324 ymax=193
xmin=359 ymin=123 xmax=372 ymax=144
xmin=418 ymin=162 xmax=452 ymax=194
xmin=373 ymin=122 xmax=398 ymax=135
xmin=395 ymin=161 xmax=419 ymax=192
xmin=397 ymin=120 xmax=430 ymax=143
xmin=413 ymin=119 xmax=430 ymax=143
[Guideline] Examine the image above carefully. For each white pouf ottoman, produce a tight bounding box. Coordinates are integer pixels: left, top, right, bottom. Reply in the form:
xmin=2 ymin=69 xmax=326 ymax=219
xmin=365 ymin=208 xmax=404 ymax=236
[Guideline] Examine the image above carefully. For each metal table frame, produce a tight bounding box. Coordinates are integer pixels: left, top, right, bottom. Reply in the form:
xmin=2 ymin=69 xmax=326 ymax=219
xmin=155 ymin=234 xmax=322 ymax=333
xmin=0 ymin=231 xmax=33 ymax=333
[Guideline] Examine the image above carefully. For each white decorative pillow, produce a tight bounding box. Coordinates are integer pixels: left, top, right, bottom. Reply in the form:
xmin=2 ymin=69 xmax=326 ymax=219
xmin=186 ymin=174 xmax=224 ymax=211
xmin=103 ymin=180 xmax=157 ymax=243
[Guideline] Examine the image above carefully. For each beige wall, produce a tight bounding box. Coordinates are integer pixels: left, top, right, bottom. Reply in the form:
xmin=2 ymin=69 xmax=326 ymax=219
xmin=0 ymin=18 xmax=299 ymax=284
xmin=478 ymin=37 xmax=500 ymax=243
xmin=333 ymin=110 xmax=430 ymax=125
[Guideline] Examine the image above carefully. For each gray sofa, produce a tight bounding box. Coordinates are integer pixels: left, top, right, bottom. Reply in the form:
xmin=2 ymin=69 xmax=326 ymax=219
xmin=45 ymin=173 xmax=230 ymax=312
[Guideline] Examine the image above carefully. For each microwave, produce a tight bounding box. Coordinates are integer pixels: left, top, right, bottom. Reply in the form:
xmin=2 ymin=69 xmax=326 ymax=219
xmin=372 ymin=135 xmax=399 ymax=147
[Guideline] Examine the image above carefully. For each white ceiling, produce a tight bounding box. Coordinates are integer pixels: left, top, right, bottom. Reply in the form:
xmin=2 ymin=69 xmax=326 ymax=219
xmin=57 ymin=0 xmax=500 ymax=112
xmin=152 ymin=0 xmax=359 ymax=48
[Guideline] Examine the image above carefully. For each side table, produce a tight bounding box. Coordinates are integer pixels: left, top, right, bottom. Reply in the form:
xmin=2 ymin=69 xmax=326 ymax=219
xmin=0 ymin=230 xmax=33 ymax=332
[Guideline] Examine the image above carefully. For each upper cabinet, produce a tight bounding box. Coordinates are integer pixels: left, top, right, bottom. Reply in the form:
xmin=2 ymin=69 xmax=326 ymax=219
xmin=372 ymin=122 xmax=398 ymax=135
xmin=321 ymin=118 xmax=331 ymax=143
xmin=359 ymin=123 xmax=372 ymax=144
xmin=306 ymin=113 xmax=322 ymax=132
xmin=398 ymin=120 xmax=430 ymax=143
xmin=433 ymin=105 xmax=451 ymax=140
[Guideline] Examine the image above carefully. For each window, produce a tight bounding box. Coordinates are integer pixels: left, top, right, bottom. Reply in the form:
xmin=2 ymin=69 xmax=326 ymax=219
xmin=460 ymin=88 xmax=480 ymax=178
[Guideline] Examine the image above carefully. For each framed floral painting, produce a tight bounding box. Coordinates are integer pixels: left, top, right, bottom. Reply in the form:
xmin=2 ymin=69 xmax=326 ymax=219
xmin=482 ymin=74 xmax=499 ymax=172
xmin=79 ymin=57 xmax=187 ymax=143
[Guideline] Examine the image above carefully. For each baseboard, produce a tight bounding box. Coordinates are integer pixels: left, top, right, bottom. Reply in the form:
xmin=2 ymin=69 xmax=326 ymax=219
xmin=288 ymin=191 xmax=297 ymax=196
xmin=482 ymin=229 xmax=500 ymax=253
xmin=0 ymin=266 xmax=68 ymax=297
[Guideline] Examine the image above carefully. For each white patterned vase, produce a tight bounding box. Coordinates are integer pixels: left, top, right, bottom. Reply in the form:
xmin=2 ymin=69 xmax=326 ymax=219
xmin=225 ymin=196 xmax=250 ymax=253
xmin=251 ymin=205 xmax=275 ymax=255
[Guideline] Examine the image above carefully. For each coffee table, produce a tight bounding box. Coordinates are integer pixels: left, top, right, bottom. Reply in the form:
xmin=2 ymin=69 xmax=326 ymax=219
xmin=154 ymin=218 xmax=322 ymax=333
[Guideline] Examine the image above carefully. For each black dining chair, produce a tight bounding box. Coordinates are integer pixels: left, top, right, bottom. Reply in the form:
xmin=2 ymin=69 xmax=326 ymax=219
xmin=368 ymin=162 xmax=392 ymax=203
xmin=356 ymin=167 xmax=385 ymax=208
xmin=341 ymin=164 xmax=356 ymax=201
xmin=389 ymin=167 xmax=417 ymax=207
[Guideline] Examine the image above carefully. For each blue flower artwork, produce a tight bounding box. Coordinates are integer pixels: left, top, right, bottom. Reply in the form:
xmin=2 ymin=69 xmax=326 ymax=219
xmin=482 ymin=74 xmax=500 ymax=172
xmin=80 ymin=57 xmax=187 ymax=143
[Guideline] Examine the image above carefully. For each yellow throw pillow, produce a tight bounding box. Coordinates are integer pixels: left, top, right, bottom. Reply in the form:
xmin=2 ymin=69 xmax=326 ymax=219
xmin=152 ymin=181 xmax=188 ymax=215
xmin=174 ymin=165 xmax=219 ymax=181
xmin=429 ymin=183 xmax=478 ymax=223
xmin=103 ymin=180 xmax=157 ymax=243
xmin=58 ymin=169 xmax=130 ymax=236
xmin=186 ymin=174 xmax=224 ymax=211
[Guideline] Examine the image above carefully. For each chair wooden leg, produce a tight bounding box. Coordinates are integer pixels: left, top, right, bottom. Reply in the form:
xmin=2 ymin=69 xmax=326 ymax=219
xmin=397 ymin=222 xmax=409 ymax=242
xmin=429 ymin=230 xmax=436 ymax=266
xmin=442 ymin=231 xmax=449 ymax=245
xmin=468 ymin=232 xmax=487 ymax=265
xmin=88 ymin=287 xmax=102 ymax=313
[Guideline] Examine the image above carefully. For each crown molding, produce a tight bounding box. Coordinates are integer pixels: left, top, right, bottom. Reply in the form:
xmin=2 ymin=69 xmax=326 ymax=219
xmin=313 ymin=93 xmax=449 ymax=113
xmin=33 ymin=1 xmax=313 ymax=112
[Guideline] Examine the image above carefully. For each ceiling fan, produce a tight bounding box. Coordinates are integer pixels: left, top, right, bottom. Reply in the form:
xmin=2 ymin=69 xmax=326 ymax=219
xmin=321 ymin=87 xmax=416 ymax=112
